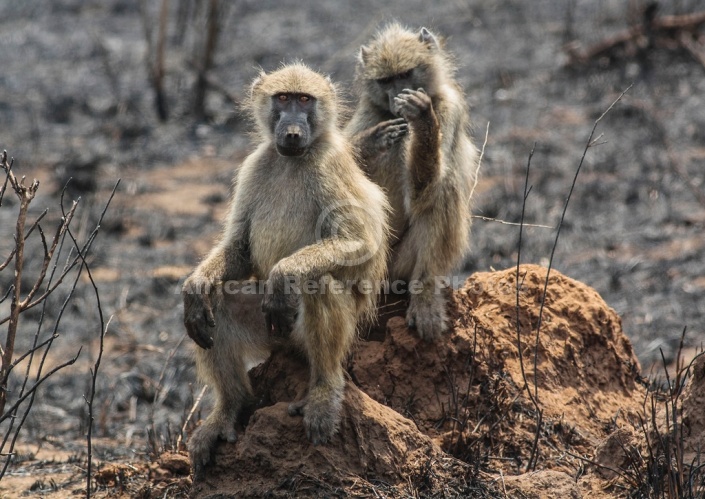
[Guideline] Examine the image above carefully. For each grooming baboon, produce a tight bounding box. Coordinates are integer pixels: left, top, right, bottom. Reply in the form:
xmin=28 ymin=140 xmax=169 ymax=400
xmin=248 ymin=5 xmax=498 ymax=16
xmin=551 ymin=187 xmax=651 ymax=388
xmin=346 ymin=24 xmax=479 ymax=341
xmin=183 ymin=63 xmax=389 ymax=473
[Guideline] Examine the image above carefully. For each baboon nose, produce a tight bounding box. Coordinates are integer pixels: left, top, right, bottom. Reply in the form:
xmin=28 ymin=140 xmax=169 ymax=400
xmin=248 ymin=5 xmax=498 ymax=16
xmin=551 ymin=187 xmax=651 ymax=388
xmin=286 ymin=125 xmax=301 ymax=139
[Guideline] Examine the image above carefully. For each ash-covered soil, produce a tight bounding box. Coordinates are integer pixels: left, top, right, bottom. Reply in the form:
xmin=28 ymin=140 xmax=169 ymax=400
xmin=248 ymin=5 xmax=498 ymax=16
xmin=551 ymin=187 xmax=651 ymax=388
xmin=0 ymin=0 xmax=704 ymax=496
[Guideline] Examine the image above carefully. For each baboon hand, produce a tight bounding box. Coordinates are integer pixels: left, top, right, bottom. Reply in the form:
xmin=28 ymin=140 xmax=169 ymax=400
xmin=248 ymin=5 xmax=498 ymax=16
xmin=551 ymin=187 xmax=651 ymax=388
xmin=394 ymin=88 xmax=435 ymax=124
xmin=373 ymin=118 xmax=409 ymax=151
xmin=360 ymin=118 xmax=408 ymax=155
xmin=262 ymin=273 xmax=299 ymax=337
xmin=182 ymin=274 xmax=218 ymax=349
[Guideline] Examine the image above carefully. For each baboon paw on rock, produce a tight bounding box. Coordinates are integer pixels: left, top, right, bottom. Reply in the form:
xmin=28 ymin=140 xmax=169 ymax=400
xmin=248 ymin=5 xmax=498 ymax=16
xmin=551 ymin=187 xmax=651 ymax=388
xmin=406 ymin=293 xmax=448 ymax=341
xmin=188 ymin=413 xmax=237 ymax=478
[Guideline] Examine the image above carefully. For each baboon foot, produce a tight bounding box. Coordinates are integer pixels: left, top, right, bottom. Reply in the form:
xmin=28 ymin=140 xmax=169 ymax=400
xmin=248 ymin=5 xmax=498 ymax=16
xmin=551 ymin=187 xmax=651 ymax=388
xmin=406 ymin=293 xmax=448 ymax=342
xmin=289 ymin=392 xmax=342 ymax=446
xmin=188 ymin=414 xmax=237 ymax=478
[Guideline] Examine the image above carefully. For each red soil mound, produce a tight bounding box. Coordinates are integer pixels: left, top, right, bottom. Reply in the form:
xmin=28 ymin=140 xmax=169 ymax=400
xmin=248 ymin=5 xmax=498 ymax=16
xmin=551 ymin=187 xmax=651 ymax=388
xmin=191 ymin=265 xmax=658 ymax=498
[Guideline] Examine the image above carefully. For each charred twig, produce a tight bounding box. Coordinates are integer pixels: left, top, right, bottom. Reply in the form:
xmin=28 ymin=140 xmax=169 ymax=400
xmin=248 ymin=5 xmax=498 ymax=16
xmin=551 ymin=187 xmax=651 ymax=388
xmin=139 ymin=0 xmax=170 ymax=121
xmin=0 ymin=182 xmax=120 ymax=326
xmin=533 ymin=86 xmax=632 ymax=399
xmin=471 ymin=216 xmax=553 ymax=229
xmin=176 ymin=385 xmax=208 ymax=450
xmin=193 ymin=0 xmax=226 ymax=119
xmin=0 ymin=223 xmax=71 ymax=478
xmin=518 ymin=87 xmax=631 ymax=472
xmin=148 ymin=332 xmax=186 ymax=455
xmin=514 ymin=143 xmax=543 ymax=472
xmin=86 ymin=317 xmax=112 ymax=499
xmin=57 ymin=182 xmax=119 ymax=497
xmin=0 ymin=209 xmax=47 ymax=273
xmin=0 ymin=152 xmax=120 ymax=481
xmin=0 ymin=151 xmax=40 ymax=416
xmin=0 ymin=348 xmax=82 ymax=425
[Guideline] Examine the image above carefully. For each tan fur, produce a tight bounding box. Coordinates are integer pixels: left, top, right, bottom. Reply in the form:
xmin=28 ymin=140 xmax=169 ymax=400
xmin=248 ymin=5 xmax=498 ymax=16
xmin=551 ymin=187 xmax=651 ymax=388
xmin=183 ymin=64 xmax=389 ymax=474
xmin=346 ymin=24 xmax=479 ymax=341
xmin=358 ymin=23 xmax=453 ymax=80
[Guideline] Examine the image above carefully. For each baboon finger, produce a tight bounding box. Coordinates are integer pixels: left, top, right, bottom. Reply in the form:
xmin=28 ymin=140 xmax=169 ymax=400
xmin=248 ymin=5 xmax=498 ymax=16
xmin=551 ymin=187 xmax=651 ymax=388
xmin=288 ymin=398 xmax=306 ymax=416
xmin=383 ymin=128 xmax=408 ymax=140
xmin=397 ymin=88 xmax=431 ymax=106
xmin=407 ymin=315 xmax=417 ymax=329
xmin=264 ymin=312 xmax=273 ymax=334
xmin=202 ymin=294 xmax=217 ymax=328
xmin=377 ymin=117 xmax=407 ymax=129
xmin=403 ymin=93 xmax=427 ymax=109
xmin=186 ymin=320 xmax=214 ymax=349
xmin=384 ymin=122 xmax=408 ymax=133
xmin=266 ymin=310 xmax=292 ymax=337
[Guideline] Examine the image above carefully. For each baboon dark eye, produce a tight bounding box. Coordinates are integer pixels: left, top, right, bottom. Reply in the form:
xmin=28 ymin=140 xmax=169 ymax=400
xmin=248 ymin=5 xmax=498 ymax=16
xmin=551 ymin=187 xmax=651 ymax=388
xmin=277 ymin=94 xmax=289 ymax=102
xmin=399 ymin=70 xmax=413 ymax=79
xmin=377 ymin=76 xmax=393 ymax=85
xmin=299 ymin=95 xmax=310 ymax=103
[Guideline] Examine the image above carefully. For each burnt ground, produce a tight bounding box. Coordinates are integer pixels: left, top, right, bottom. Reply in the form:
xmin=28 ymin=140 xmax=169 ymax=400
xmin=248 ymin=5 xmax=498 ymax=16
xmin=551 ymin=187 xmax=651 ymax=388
xmin=0 ymin=0 xmax=704 ymax=496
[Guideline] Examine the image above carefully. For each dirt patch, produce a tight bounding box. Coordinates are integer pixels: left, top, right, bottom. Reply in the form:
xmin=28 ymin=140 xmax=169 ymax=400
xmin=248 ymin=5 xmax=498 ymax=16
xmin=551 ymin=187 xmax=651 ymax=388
xmin=0 ymin=447 xmax=191 ymax=499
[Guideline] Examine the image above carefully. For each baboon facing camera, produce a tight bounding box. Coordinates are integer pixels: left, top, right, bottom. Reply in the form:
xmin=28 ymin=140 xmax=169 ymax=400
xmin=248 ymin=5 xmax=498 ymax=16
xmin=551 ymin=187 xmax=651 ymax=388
xmin=346 ymin=24 xmax=479 ymax=341
xmin=183 ymin=63 xmax=389 ymax=474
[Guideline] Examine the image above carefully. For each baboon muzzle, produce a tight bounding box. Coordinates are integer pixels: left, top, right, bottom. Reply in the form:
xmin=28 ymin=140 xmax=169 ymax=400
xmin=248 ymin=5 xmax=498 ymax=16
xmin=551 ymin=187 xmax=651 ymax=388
xmin=276 ymin=121 xmax=309 ymax=157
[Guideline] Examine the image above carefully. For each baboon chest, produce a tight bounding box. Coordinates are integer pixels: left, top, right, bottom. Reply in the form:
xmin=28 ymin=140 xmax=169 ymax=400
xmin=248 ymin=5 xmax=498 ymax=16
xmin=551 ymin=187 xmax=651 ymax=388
xmin=372 ymin=157 xmax=409 ymax=242
xmin=248 ymin=174 xmax=320 ymax=276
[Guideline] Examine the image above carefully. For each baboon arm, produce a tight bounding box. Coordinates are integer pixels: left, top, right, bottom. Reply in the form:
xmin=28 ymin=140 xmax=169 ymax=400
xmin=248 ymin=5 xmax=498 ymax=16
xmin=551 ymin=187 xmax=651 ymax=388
xmin=268 ymin=237 xmax=364 ymax=288
xmin=350 ymin=119 xmax=407 ymax=174
xmin=261 ymin=237 xmax=362 ymax=337
xmin=409 ymin=129 xmax=440 ymax=193
xmin=183 ymin=204 xmax=252 ymax=349
xmin=407 ymin=105 xmax=441 ymax=196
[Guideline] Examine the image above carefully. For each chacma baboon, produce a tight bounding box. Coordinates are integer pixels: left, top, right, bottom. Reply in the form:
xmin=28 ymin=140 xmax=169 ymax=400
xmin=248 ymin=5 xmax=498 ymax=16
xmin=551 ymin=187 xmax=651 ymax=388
xmin=183 ymin=63 xmax=389 ymax=474
xmin=346 ymin=24 xmax=479 ymax=341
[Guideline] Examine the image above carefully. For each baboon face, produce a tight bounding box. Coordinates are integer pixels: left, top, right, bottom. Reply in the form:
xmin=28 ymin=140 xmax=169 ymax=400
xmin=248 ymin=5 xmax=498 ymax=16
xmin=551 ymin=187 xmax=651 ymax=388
xmin=358 ymin=25 xmax=440 ymax=115
xmin=249 ymin=64 xmax=338 ymax=156
xmin=270 ymin=93 xmax=317 ymax=157
xmin=373 ymin=68 xmax=429 ymax=116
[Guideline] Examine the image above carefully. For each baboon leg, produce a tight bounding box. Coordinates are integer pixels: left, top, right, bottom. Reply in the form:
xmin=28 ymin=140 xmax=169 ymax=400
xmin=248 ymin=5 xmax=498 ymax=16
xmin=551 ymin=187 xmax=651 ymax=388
xmin=392 ymin=224 xmax=449 ymax=342
xmin=189 ymin=287 xmax=268 ymax=475
xmin=288 ymin=282 xmax=357 ymax=445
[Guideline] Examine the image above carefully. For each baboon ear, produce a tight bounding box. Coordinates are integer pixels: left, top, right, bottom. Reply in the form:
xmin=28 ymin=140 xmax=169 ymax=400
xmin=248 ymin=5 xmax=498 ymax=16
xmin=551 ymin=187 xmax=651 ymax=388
xmin=419 ymin=27 xmax=439 ymax=49
xmin=250 ymin=70 xmax=266 ymax=94
xmin=359 ymin=45 xmax=371 ymax=65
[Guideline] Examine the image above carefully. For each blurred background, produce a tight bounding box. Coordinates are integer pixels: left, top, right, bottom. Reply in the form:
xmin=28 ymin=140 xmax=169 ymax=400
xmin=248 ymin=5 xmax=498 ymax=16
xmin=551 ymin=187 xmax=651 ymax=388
xmin=0 ymin=0 xmax=704 ymax=463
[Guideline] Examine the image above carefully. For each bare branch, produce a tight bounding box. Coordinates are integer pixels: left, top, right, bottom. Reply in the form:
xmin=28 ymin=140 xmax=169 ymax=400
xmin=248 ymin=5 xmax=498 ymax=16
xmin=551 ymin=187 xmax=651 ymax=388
xmin=21 ymin=203 xmax=78 ymax=307
xmin=468 ymin=121 xmax=489 ymax=205
xmin=523 ymin=87 xmax=631 ymax=471
xmin=0 ymin=348 xmax=82 ymax=425
xmin=176 ymin=385 xmax=208 ymax=450
xmin=193 ymin=0 xmax=224 ymax=119
xmin=8 ymin=334 xmax=59 ymax=372
xmin=0 ymin=158 xmax=40 ymax=415
xmin=471 ymin=215 xmax=553 ymax=229
xmin=86 ymin=316 xmax=112 ymax=499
